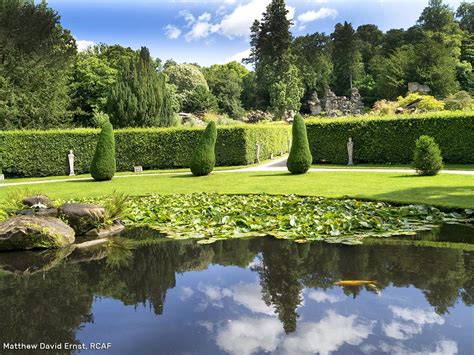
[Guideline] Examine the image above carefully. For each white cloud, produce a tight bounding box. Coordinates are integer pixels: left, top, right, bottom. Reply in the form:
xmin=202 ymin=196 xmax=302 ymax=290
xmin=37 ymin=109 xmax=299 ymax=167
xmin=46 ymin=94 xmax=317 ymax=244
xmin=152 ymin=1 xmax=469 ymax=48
xmin=224 ymin=48 xmax=251 ymax=64
xmin=281 ymin=310 xmax=375 ymax=355
xmin=76 ymin=40 xmax=96 ymax=52
xmin=185 ymin=12 xmax=220 ymax=42
xmin=382 ymin=321 xmax=422 ymax=340
xmin=231 ymin=283 xmax=275 ymax=315
xmin=179 ymin=286 xmax=194 ymax=300
xmin=306 ymin=290 xmax=342 ymax=304
xmin=164 ymin=24 xmax=182 ymax=39
xmin=389 ymin=306 xmax=444 ymax=326
xmin=368 ymin=340 xmax=458 ymax=355
xmin=198 ymin=12 xmax=212 ymax=22
xmin=216 ymin=317 xmax=284 ymax=355
xmin=297 ymin=7 xmax=338 ymax=24
xmin=179 ymin=10 xmax=195 ymax=27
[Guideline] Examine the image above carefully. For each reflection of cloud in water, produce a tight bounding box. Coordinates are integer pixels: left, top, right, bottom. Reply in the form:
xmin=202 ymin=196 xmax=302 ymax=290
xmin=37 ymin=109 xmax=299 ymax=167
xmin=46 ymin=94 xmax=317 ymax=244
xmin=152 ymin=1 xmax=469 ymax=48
xmin=216 ymin=317 xmax=284 ymax=355
xmin=179 ymin=286 xmax=194 ymax=301
xmin=306 ymin=290 xmax=342 ymax=304
xmin=383 ymin=306 xmax=444 ymax=340
xmin=281 ymin=310 xmax=375 ymax=355
xmin=363 ymin=340 xmax=458 ymax=355
xmin=197 ymin=282 xmax=274 ymax=315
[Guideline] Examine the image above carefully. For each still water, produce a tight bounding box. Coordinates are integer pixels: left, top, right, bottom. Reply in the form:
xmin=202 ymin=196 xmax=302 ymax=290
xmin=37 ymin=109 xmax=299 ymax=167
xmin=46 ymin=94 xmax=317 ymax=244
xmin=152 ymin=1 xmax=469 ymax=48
xmin=0 ymin=224 xmax=473 ymax=355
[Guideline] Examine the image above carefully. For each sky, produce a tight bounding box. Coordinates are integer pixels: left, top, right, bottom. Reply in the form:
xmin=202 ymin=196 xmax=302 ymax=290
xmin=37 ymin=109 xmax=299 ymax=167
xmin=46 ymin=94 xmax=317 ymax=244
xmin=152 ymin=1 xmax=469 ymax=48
xmin=46 ymin=0 xmax=466 ymax=66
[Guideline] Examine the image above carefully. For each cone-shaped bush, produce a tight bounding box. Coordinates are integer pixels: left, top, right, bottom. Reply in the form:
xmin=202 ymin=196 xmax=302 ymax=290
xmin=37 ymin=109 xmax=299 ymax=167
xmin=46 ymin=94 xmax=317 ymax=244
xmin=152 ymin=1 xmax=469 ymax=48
xmin=90 ymin=122 xmax=116 ymax=181
xmin=287 ymin=114 xmax=312 ymax=174
xmin=413 ymin=135 xmax=443 ymax=176
xmin=190 ymin=121 xmax=217 ymax=176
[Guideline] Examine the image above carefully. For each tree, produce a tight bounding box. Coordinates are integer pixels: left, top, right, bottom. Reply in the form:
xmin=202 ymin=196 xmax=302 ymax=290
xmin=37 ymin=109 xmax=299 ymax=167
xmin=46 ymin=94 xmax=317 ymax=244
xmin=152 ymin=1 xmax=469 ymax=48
xmin=457 ymin=2 xmax=474 ymax=33
xmin=418 ymin=0 xmax=456 ymax=33
xmin=203 ymin=62 xmax=247 ymax=118
xmin=0 ymin=0 xmax=76 ymax=129
xmin=381 ymin=29 xmax=407 ymax=55
xmin=331 ymin=22 xmax=364 ymax=96
xmin=355 ymin=24 xmax=384 ymax=74
xmin=71 ymin=52 xmax=117 ymax=126
xmin=106 ymin=47 xmax=176 ymax=127
xmin=90 ymin=122 xmax=116 ymax=181
xmin=287 ymin=115 xmax=312 ymax=174
xmin=291 ymin=33 xmax=333 ymax=104
xmin=269 ymin=64 xmax=304 ymax=118
xmin=413 ymin=135 xmax=443 ymax=176
xmin=190 ymin=121 xmax=217 ymax=176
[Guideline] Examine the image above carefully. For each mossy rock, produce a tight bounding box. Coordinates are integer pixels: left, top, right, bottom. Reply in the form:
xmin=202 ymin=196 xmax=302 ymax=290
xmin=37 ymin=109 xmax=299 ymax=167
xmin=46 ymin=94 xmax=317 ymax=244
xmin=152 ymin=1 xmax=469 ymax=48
xmin=0 ymin=216 xmax=75 ymax=251
xmin=59 ymin=203 xmax=106 ymax=235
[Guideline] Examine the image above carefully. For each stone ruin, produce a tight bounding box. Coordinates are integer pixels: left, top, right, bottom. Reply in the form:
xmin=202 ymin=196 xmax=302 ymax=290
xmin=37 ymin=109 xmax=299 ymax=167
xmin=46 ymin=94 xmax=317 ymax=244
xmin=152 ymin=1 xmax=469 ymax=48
xmin=408 ymin=82 xmax=431 ymax=95
xmin=308 ymin=88 xmax=364 ymax=117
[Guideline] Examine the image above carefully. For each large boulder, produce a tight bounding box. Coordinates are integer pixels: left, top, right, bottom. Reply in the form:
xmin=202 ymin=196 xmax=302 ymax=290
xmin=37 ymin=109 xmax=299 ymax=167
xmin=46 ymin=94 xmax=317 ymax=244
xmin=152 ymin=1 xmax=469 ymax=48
xmin=59 ymin=203 xmax=106 ymax=235
xmin=0 ymin=216 xmax=75 ymax=251
xmin=22 ymin=195 xmax=54 ymax=208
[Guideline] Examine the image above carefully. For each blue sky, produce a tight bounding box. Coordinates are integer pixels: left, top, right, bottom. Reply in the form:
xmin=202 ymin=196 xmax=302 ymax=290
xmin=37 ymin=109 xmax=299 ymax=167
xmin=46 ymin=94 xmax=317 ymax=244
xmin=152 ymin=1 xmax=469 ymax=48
xmin=47 ymin=0 xmax=465 ymax=66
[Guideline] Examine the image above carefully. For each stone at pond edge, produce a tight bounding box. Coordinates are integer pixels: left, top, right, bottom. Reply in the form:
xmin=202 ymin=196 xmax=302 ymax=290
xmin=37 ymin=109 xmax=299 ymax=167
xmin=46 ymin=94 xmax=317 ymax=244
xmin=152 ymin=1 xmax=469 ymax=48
xmin=0 ymin=216 xmax=75 ymax=251
xmin=59 ymin=203 xmax=106 ymax=235
xmin=23 ymin=195 xmax=54 ymax=208
xmin=84 ymin=221 xmax=125 ymax=238
xmin=16 ymin=208 xmax=59 ymax=218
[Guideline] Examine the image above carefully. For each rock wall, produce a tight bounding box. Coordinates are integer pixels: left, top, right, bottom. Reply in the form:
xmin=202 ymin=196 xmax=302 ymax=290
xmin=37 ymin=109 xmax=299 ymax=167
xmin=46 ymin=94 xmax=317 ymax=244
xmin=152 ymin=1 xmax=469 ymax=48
xmin=308 ymin=88 xmax=364 ymax=117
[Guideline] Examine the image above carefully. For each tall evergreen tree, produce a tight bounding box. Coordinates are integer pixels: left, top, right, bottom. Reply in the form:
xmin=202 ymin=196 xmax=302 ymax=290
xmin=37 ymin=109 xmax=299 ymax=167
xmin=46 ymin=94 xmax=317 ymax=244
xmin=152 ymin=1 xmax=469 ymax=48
xmin=106 ymin=47 xmax=176 ymax=128
xmin=331 ymin=22 xmax=364 ymax=96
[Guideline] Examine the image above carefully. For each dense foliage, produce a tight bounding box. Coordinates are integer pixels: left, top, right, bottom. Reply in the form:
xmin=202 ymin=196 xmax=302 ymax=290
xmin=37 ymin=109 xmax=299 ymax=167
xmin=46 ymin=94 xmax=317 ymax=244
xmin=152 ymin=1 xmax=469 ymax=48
xmin=122 ymin=193 xmax=471 ymax=245
xmin=0 ymin=125 xmax=290 ymax=177
xmin=413 ymin=135 xmax=444 ymax=176
xmin=90 ymin=122 xmax=116 ymax=181
xmin=287 ymin=115 xmax=312 ymax=174
xmin=190 ymin=122 xmax=217 ymax=176
xmin=305 ymin=111 xmax=474 ymax=164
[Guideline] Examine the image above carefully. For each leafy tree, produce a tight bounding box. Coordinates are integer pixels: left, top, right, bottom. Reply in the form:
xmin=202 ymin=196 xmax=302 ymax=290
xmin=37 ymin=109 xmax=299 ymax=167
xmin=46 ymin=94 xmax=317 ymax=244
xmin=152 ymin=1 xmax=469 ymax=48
xmin=355 ymin=24 xmax=384 ymax=74
xmin=287 ymin=114 xmax=312 ymax=174
xmin=331 ymin=22 xmax=364 ymax=96
xmin=71 ymin=52 xmax=117 ymax=126
xmin=381 ymin=29 xmax=407 ymax=55
xmin=241 ymin=71 xmax=258 ymax=110
xmin=418 ymin=0 xmax=456 ymax=33
xmin=184 ymin=85 xmax=218 ymax=113
xmin=203 ymin=62 xmax=247 ymax=118
xmin=107 ymin=47 xmax=175 ymax=127
xmin=0 ymin=0 xmax=76 ymax=129
xmin=413 ymin=135 xmax=443 ymax=176
xmin=190 ymin=121 xmax=217 ymax=176
xmin=269 ymin=64 xmax=304 ymax=118
xmin=90 ymin=122 xmax=116 ymax=181
xmin=457 ymin=2 xmax=474 ymax=33
xmin=291 ymin=33 xmax=333 ymax=102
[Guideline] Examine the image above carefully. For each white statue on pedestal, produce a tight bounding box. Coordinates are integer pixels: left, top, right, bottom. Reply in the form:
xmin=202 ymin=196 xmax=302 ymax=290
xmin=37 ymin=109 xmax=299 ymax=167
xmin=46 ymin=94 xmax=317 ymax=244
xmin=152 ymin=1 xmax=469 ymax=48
xmin=347 ymin=138 xmax=354 ymax=166
xmin=68 ymin=150 xmax=75 ymax=176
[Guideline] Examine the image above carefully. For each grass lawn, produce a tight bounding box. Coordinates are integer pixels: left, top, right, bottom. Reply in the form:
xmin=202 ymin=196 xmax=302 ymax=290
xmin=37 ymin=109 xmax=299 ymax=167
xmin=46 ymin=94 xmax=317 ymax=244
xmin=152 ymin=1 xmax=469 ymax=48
xmin=312 ymin=163 xmax=474 ymax=170
xmin=0 ymin=171 xmax=472 ymax=209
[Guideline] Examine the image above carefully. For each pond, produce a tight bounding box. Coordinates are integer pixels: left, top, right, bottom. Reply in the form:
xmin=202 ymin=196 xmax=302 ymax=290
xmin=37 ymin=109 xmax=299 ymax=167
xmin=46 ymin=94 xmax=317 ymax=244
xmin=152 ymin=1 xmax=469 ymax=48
xmin=0 ymin=224 xmax=473 ymax=355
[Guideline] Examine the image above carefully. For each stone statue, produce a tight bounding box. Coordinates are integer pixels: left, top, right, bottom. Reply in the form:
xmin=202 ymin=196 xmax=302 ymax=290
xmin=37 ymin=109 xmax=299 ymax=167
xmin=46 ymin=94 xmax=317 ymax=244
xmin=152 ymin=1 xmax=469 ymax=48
xmin=68 ymin=150 xmax=75 ymax=176
xmin=256 ymin=142 xmax=261 ymax=163
xmin=347 ymin=138 xmax=354 ymax=166
xmin=308 ymin=92 xmax=322 ymax=115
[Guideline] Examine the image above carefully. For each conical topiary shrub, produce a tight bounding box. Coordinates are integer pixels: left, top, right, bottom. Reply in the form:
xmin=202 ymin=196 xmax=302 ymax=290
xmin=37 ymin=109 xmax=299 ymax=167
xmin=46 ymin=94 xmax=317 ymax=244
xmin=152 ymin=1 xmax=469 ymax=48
xmin=287 ymin=114 xmax=312 ymax=174
xmin=90 ymin=122 xmax=116 ymax=181
xmin=190 ymin=121 xmax=217 ymax=176
xmin=413 ymin=135 xmax=443 ymax=176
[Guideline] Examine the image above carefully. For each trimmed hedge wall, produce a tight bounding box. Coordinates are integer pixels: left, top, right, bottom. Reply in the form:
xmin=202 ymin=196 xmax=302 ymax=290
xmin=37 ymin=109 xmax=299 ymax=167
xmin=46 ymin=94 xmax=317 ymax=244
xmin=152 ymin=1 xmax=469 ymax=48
xmin=0 ymin=125 xmax=290 ymax=177
xmin=306 ymin=111 xmax=474 ymax=164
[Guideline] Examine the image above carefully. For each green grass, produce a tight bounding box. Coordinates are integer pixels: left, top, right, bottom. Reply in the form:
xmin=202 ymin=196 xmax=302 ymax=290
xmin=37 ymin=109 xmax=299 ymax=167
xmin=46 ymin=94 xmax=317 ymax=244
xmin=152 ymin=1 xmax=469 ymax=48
xmin=312 ymin=163 xmax=474 ymax=170
xmin=1 ymin=171 xmax=472 ymax=209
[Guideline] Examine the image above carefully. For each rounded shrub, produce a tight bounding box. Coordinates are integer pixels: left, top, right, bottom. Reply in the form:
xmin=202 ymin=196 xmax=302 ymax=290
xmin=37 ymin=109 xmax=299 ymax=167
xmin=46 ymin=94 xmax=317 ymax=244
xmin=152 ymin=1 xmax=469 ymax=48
xmin=287 ymin=114 xmax=313 ymax=174
xmin=190 ymin=121 xmax=217 ymax=176
xmin=413 ymin=135 xmax=443 ymax=176
xmin=90 ymin=122 xmax=116 ymax=181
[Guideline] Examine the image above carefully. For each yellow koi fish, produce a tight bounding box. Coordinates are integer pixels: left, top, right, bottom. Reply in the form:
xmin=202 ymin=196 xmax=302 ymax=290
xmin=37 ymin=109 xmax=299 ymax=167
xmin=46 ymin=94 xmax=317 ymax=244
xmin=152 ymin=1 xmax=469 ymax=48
xmin=334 ymin=280 xmax=377 ymax=287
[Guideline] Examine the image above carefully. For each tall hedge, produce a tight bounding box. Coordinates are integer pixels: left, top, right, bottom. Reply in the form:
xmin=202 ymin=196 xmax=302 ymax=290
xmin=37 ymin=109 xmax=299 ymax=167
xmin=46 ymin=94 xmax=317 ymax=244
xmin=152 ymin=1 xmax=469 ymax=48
xmin=190 ymin=121 xmax=217 ymax=176
xmin=90 ymin=122 xmax=116 ymax=181
xmin=287 ymin=115 xmax=312 ymax=174
xmin=306 ymin=111 xmax=474 ymax=164
xmin=0 ymin=125 xmax=290 ymax=178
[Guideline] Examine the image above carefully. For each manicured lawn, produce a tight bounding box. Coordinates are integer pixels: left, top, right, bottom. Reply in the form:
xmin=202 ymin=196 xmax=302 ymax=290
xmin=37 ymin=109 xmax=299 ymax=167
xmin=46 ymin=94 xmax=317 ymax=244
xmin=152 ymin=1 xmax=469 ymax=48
xmin=0 ymin=171 xmax=472 ymax=209
xmin=312 ymin=163 xmax=474 ymax=170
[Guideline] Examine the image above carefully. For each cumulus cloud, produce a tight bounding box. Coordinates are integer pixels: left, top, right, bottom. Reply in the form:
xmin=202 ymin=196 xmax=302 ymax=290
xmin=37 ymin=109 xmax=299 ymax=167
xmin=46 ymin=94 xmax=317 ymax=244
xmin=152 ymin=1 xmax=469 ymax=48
xmin=382 ymin=321 xmax=422 ymax=340
xmin=366 ymin=340 xmax=458 ymax=355
xmin=389 ymin=306 xmax=444 ymax=326
xmin=179 ymin=286 xmax=194 ymax=300
xmin=164 ymin=24 xmax=182 ymax=39
xmin=297 ymin=7 xmax=338 ymax=24
xmin=185 ymin=12 xmax=220 ymax=42
xmin=76 ymin=40 xmax=96 ymax=52
xmin=231 ymin=283 xmax=275 ymax=315
xmin=306 ymin=290 xmax=342 ymax=304
xmin=216 ymin=317 xmax=284 ymax=355
xmin=281 ymin=310 xmax=375 ymax=355
xmin=224 ymin=48 xmax=251 ymax=64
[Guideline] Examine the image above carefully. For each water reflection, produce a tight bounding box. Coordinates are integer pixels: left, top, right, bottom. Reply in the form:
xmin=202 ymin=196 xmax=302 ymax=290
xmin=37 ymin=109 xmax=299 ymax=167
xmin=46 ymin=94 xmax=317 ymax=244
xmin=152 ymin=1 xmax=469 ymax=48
xmin=0 ymin=226 xmax=472 ymax=354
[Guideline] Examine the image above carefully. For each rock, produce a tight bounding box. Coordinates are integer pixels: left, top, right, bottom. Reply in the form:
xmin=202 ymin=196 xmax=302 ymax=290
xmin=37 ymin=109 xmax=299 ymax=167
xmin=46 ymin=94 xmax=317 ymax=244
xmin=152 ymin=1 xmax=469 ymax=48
xmin=408 ymin=82 xmax=431 ymax=94
xmin=0 ymin=216 xmax=75 ymax=251
xmin=308 ymin=92 xmax=322 ymax=115
xmin=395 ymin=107 xmax=405 ymax=114
xmin=22 ymin=195 xmax=54 ymax=208
xmin=84 ymin=221 xmax=125 ymax=238
xmin=16 ymin=208 xmax=59 ymax=218
xmin=59 ymin=203 xmax=106 ymax=235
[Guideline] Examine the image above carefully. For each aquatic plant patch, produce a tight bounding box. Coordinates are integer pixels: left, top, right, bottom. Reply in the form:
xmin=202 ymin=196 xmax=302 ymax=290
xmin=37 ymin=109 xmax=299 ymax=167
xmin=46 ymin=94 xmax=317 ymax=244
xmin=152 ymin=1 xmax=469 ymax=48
xmin=118 ymin=194 xmax=473 ymax=245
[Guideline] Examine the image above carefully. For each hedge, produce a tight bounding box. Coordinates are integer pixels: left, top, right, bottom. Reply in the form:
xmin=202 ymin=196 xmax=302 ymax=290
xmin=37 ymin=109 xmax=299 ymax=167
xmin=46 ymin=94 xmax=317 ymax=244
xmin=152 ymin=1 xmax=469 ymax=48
xmin=0 ymin=125 xmax=290 ymax=177
xmin=306 ymin=111 xmax=474 ymax=164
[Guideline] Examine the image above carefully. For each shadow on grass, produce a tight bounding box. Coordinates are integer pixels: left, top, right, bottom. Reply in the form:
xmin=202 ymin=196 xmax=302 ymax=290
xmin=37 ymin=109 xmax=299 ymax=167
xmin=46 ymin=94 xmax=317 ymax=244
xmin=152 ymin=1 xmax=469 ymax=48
xmin=250 ymin=172 xmax=294 ymax=177
xmin=372 ymin=185 xmax=474 ymax=209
